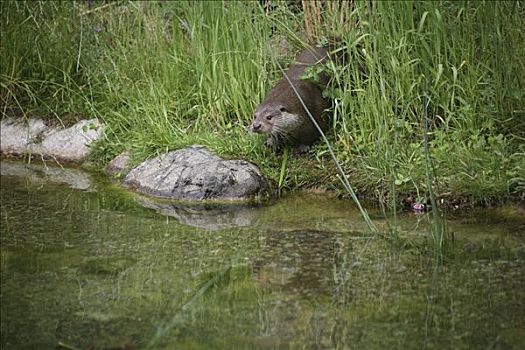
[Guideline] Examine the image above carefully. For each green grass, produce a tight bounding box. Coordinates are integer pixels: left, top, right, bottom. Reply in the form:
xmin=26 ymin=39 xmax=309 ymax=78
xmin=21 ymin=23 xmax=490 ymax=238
xmin=325 ymin=0 xmax=525 ymax=205
xmin=1 ymin=0 xmax=524 ymax=206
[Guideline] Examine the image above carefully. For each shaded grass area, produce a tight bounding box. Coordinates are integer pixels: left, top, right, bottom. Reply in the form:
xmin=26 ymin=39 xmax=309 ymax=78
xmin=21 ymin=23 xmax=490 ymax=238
xmin=1 ymin=0 xmax=524 ymax=206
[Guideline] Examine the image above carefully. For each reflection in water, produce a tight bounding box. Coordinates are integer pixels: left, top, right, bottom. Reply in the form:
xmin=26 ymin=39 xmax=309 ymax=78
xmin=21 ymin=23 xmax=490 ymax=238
xmin=1 ymin=162 xmax=524 ymax=349
xmin=134 ymin=195 xmax=261 ymax=231
xmin=1 ymin=160 xmax=93 ymax=190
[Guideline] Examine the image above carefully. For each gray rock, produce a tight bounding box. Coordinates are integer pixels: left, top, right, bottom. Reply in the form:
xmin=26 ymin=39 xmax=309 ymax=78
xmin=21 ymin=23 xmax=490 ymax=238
xmin=0 ymin=119 xmax=49 ymax=154
xmin=123 ymin=146 xmax=268 ymax=201
xmin=0 ymin=118 xmax=104 ymax=162
xmin=35 ymin=119 xmax=104 ymax=161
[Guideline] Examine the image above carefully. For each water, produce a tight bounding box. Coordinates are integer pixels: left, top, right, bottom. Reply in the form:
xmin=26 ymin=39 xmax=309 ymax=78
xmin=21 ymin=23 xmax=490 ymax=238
xmin=1 ymin=161 xmax=524 ymax=349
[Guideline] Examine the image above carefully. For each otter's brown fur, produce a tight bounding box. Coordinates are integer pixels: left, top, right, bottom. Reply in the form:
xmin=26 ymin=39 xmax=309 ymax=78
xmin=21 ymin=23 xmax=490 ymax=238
xmin=251 ymin=46 xmax=332 ymax=152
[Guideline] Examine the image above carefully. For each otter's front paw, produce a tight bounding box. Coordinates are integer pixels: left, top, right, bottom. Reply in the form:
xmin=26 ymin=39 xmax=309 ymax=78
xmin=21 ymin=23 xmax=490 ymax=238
xmin=292 ymin=144 xmax=311 ymax=156
xmin=264 ymin=138 xmax=281 ymax=152
xmin=264 ymin=138 xmax=275 ymax=148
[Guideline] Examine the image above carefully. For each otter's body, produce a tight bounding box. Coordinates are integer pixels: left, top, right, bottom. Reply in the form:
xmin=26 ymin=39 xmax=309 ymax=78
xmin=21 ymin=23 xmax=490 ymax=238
xmin=251 ymin=46 xmax=332 ymax=152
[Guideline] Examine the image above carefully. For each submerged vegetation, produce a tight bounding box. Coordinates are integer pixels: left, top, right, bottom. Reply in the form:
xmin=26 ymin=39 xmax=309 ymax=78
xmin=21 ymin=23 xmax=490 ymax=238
xmin=1 ymin=0 xmax=524 ymax=206
xmin=1 ymin=171 xmax=524 ymax=349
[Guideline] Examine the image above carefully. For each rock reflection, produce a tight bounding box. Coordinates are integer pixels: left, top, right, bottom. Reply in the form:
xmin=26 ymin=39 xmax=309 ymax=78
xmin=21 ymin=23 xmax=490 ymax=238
xmin=0 ymin=160 xmax=93 ymax=190
xmin=134 ymin=195 xmax=261 ymax=231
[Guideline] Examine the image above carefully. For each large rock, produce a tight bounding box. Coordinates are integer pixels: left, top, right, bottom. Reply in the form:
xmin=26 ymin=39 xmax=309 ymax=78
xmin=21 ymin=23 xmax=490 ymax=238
xmin=0 ymin=118 xmax=104 ymax=162
xmin=123 ymin=146 xmax=268 ymax=201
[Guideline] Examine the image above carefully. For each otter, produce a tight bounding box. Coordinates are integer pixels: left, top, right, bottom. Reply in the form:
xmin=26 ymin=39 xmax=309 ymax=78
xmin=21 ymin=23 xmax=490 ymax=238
xmin=251 ymin=46 xmax=333 ymax=154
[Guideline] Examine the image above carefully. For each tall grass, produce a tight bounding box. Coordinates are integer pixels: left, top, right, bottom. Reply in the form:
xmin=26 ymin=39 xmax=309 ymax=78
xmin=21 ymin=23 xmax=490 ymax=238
xmin=81 ymin=1 xmax=282 ymax=159
xmin=325 ymin=0 xmax=524 ymax=205
xmin=0 ymin=1 xmax=95 ymax=122
xmin=1 ymin=0 xmax=523 ymax=204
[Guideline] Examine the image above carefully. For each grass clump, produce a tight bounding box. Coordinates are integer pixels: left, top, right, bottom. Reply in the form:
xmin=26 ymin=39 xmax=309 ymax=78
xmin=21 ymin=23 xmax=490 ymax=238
xmin=325 ymin=0 xmax=524 ymax=205
xmin=1 ymin=0 xmax=523 ymax=206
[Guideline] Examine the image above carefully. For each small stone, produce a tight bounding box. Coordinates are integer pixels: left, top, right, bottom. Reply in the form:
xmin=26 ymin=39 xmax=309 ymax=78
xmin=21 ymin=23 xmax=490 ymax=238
xmin=106 ymin=151 xmax=132 ymax=178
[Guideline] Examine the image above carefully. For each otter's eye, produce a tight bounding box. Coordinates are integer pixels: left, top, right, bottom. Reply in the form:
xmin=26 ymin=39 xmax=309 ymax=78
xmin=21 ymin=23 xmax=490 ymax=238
xmin=265 ymin=115 xmax=273 ymax=120
xmin=279 ymin=107 xmax=287 ymax=112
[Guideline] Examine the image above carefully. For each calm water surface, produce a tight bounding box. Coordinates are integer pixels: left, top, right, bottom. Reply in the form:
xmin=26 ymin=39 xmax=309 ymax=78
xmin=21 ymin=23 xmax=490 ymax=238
xmin=1 ymin=161 xmax=524 ymax=349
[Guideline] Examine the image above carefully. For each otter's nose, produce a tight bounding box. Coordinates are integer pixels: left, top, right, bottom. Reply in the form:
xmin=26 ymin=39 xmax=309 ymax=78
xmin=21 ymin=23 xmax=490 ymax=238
xmin=252 ymin=122 xmax=262 ymax=132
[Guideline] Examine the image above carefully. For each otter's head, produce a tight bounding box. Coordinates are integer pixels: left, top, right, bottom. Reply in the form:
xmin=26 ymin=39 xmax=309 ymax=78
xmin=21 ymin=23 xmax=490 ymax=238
xmin=251 ymin=104 xmax=288 ymax=134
